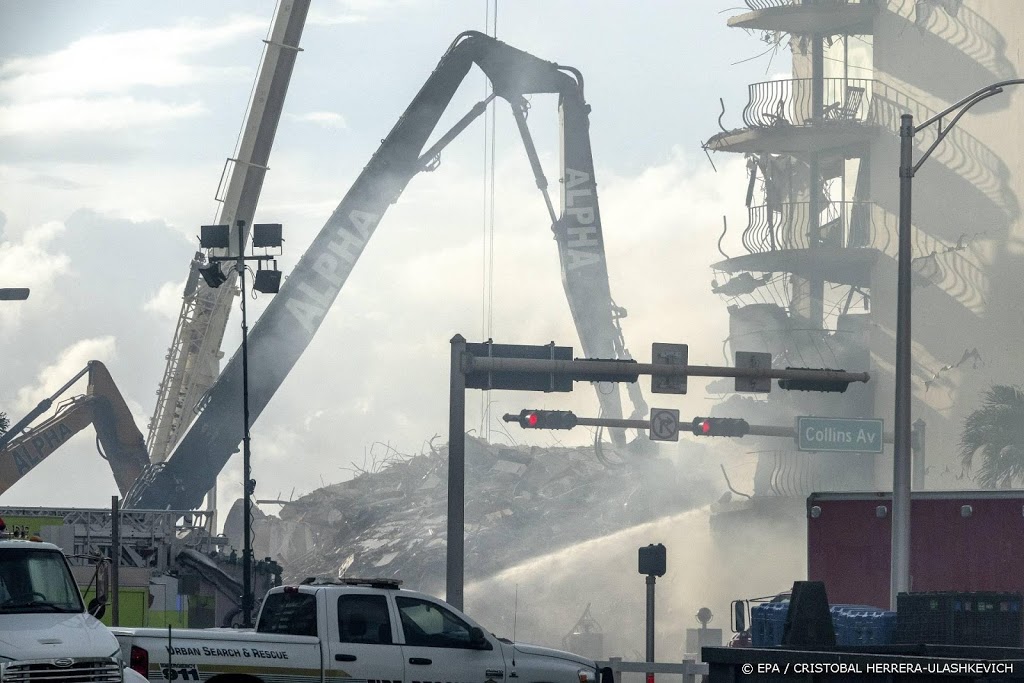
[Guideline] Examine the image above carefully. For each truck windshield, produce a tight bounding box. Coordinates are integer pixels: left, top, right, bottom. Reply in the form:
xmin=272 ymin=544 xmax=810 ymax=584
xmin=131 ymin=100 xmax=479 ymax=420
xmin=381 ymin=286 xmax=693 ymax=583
xmin=0 ymin=547 xmax=84 ymax=613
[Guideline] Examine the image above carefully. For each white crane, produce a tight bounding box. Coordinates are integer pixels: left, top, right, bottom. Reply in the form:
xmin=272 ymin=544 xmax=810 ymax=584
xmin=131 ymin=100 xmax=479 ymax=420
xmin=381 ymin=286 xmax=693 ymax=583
xmin=147 ymin=0 xmax=311 ymax=464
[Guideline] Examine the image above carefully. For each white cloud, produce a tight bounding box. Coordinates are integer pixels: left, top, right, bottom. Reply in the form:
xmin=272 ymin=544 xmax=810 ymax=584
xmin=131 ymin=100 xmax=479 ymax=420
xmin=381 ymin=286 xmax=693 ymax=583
xmin=0 ymin=97 xmax=204 ymax=136
xmin=307 ymin=0 xmax=424 ymax=25
xmin=15 ymin=336 xmax=118 ymax=412
xmin=0 ymin=221 xmax=71 ymax=329
xmin=0 ymin=15 xmax=264 ymax=136
xmin=287 ymin=111 xmax=348 ymax=131
xmin=0 ymin=18 xmax=266 ymax=101
xmin=144 ymin=279 xmax=188 ymax=323
xmin=306 ymin=9 xmax=368 ymax=27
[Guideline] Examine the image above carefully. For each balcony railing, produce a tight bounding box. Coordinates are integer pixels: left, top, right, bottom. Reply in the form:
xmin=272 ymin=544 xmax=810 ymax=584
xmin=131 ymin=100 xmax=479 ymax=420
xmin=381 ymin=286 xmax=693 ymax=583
xmin=742 ymin=77 xmax=873 ymax=128
xmin=744 ymin=0 xmax=876 ymax=9
xmin=741 ymin=201 xmax=876 ymax=253
xmin=735 ymin=202 xmax=989 ymax=317
xmin=745 ymin=77 xmax=872 ymax=131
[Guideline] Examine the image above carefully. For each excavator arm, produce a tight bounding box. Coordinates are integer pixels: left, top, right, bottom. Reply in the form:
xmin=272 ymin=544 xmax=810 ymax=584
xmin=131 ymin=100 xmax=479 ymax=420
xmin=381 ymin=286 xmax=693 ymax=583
xmin=128 ymin=31 xmax=644 ymax=511
xmin=0 ymin=361 xmax=151 ymax=497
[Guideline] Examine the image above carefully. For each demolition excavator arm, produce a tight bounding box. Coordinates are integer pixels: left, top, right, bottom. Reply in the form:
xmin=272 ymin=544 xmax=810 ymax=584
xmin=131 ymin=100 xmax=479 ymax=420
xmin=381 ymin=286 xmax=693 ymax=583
xmin=128 ymin=30 xmax=645 ymax=511
xmin=0 ymin=361 xmax=151 ymax=497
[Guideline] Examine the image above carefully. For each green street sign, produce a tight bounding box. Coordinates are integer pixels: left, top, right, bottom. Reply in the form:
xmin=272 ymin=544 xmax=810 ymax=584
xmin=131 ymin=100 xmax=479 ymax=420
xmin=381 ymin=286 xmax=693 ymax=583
xmin=797 ymin=416 xmax=884 ymax=453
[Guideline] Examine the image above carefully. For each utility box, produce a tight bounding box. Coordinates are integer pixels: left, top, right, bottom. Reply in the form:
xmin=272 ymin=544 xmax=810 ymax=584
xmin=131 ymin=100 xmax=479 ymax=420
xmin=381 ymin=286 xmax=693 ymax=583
xmin=685 ymin=628 xmax=722 ymax=661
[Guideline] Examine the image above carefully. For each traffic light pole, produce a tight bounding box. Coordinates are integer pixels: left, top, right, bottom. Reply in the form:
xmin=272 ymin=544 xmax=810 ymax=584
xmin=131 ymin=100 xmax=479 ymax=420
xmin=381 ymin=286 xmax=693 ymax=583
xmin=447 ymin=335 xmax=467 ymax=610
xmin=446 ymin=335 xmax=870 ymax=610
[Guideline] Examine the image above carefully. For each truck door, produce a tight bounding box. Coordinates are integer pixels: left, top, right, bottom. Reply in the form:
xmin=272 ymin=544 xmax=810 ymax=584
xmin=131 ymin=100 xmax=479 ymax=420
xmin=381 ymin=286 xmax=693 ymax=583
xmin=395 ymin=596 xmax=506 ymax=683
xmin=328 ymin=593 xmax=405 ymax=683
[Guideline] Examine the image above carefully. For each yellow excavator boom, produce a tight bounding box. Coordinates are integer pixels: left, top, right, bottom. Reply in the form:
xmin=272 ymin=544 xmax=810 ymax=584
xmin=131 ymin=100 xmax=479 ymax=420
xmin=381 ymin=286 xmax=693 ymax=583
xmin=0 ymin=361 xmax=151 ymax=496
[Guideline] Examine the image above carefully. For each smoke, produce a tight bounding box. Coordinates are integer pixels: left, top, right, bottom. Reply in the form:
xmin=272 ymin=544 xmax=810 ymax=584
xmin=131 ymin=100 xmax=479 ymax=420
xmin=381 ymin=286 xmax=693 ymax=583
xmin=464 ymin=504 xmax=806 ymax=659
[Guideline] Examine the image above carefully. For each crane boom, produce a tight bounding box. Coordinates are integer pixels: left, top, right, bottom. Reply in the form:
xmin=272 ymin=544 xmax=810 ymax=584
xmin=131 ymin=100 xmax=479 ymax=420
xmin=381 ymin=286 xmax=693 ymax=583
xmin=128 ymin=31 xmax=645 ymax=511
xmin=146 ymin=0 xmax=311 ymax=463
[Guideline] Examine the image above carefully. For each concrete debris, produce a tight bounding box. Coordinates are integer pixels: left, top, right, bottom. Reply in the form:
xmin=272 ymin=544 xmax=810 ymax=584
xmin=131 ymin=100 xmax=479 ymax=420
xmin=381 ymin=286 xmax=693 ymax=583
xmin=273 ymin=436 xmax=715 ymax=593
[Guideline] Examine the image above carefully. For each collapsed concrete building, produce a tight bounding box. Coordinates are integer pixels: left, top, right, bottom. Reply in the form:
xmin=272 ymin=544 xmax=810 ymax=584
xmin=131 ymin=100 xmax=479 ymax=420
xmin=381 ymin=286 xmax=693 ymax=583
xmin=250 ymin=436 xmax=716 ymax=595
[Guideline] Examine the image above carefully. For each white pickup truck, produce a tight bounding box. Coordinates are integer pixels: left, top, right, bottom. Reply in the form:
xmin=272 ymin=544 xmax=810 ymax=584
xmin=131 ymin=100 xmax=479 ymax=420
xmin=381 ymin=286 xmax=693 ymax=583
xmin=0 ymin=536 xmax=146 ymax=682
xmin=114 ymin=578 xmax=604 ymax=683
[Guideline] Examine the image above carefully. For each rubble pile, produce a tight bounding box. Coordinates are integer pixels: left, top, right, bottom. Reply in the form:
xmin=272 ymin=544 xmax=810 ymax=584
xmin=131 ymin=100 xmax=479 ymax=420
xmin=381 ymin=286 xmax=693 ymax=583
xmin=276 ymin=436 xmax=716 ymax=592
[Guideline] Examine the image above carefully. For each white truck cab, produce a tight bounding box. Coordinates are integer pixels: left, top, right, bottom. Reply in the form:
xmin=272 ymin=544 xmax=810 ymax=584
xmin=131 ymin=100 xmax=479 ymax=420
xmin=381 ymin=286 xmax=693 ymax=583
xmin=0 ymin=537 xmax=140 ymax=682
xmin=117 ymin=578 xmax=604 ymax=683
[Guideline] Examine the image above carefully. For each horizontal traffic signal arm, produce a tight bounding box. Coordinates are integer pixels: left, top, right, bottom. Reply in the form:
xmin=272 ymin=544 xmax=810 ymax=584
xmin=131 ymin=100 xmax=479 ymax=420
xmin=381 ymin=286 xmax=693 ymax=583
xmin=503 ymin=410 xmax=805 ymax=439
xmin=464 ymin=354 xmax=867 ymax=392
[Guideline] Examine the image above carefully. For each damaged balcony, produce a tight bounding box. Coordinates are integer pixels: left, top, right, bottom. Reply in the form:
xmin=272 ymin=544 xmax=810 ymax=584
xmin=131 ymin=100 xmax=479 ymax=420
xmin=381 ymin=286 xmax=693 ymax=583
xmin=715 ymin=200 xmax=880 ymax=288
xmin=728 ymin=0 xmax=879 ymax=35
xmin=705 ymin=77 xmax=879 ymax=155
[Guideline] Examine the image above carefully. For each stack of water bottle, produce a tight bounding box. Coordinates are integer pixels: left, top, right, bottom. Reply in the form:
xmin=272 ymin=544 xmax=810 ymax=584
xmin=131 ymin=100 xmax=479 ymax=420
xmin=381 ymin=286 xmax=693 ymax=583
xmin=750 ymin=599 xmax=896 ymax=647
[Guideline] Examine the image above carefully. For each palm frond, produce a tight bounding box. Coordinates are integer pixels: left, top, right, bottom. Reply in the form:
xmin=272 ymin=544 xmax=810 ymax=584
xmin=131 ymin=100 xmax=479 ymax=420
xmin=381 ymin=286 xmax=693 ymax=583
xmin=960 ymin=385 xmax=1024 ymax=487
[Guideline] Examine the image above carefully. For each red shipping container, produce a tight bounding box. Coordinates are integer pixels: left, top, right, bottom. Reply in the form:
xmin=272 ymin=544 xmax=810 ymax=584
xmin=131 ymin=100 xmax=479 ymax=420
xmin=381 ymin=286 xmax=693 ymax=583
xmin=807 ymin=491 xmax=1024 ymax=610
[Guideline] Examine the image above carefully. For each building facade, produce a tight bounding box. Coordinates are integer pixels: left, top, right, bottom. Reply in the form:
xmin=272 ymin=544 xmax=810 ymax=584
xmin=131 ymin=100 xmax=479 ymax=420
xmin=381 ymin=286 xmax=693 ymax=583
xmin=705 ymin=0 xmax=1023 ymax=498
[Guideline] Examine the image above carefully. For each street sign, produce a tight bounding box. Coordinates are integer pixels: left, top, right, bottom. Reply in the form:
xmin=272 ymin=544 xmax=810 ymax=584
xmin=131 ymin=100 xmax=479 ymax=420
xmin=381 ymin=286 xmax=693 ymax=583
xmin=651 ymin=343 xmax=687 ymax=394
xmin=735 ymin=351 xmax=771 ymax=393
xmin=797 ymin=416 xmax=884 ymax=453
xmin=649 ymin=408 xmax=680 ymax=442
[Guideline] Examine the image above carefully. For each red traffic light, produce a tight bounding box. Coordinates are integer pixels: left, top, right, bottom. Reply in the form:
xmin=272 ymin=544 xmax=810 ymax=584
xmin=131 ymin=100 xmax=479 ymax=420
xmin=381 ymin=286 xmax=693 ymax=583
xmin=691 ymin=417 xmax=749 ymax=438
xmin=513 ymin=409 xmax=577 ymax=430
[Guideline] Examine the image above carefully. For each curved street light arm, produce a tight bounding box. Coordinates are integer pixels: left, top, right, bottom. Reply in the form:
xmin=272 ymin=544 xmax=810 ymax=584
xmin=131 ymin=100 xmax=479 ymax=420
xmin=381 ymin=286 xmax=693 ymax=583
xmin=913 ymin=88 xmax=1004 ymax=174
xmin=891 ymin=77 xmax=1024 ymax=609
xmin=917 ymin=78 xmax=1024 ymax=130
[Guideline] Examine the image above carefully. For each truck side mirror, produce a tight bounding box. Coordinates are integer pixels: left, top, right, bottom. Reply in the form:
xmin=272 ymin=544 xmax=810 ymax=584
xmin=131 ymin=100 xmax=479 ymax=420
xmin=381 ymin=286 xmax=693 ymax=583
xmin=731 ymin=599 xmax=747 ymax=633
xmin=94 ymin=558 xmax=110 ymax=607
xmin=599 ymin=667 xmax=615 ymax=683
xmin=88 ymin=597 xmax=106 ymax=621
xmin=468 ymin=626 xmax=490 ymax=649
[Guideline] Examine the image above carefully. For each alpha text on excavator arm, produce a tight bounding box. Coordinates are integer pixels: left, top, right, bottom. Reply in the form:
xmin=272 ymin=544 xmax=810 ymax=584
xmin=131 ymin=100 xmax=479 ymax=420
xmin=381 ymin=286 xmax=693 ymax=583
xmin=128 ymin=30 xmax=645 ymax=511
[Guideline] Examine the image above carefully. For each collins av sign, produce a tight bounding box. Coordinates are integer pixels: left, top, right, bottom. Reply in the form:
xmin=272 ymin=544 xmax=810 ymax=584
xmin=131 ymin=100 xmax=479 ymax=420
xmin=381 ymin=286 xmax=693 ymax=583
xmin=797 ymin=416 xmax=884 ymax=453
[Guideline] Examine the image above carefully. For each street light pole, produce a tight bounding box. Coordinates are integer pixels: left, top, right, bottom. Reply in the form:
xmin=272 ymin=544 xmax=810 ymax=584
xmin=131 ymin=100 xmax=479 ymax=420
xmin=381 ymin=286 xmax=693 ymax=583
xmin=201 ymin=219 xmax=283 ymax=628
xmin=891 ymin=79 xmax=1022 ymax=609
xmin=237 ymin=219 xmax=255 ymax=630
xmin=892 ymin=114 xmax=914 ymax=609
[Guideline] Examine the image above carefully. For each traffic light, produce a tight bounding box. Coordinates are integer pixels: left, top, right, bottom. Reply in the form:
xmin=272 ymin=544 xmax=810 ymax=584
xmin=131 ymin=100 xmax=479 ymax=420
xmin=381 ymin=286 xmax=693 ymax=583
xmin=514 ymin=409 xmax=578 ymax=430
xmin=777 ymin=367 xmax=851 ymax=393
xmin=638 ymin=543 xmax=666 ymax=577
xmin=691 ymin=417 xmax=749 ymax=437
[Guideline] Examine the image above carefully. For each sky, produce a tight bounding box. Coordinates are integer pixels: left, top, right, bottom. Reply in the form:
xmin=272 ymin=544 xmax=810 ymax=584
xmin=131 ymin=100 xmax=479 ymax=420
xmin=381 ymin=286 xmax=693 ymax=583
xmin=0 ymin=1 xmax=789 ymax=512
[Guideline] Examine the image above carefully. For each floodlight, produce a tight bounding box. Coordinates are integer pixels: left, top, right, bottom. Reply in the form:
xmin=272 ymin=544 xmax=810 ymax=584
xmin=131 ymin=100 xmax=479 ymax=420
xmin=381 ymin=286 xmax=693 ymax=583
xmin=198 ymin=261 xmax=227 ymax=289
xmin=253 ymin=268 xmax=281 ymax=294
xmin=252 ymin=223 xmax=283 ymax=248
xmin=200 ymin=224 xmax=230 ymax=249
